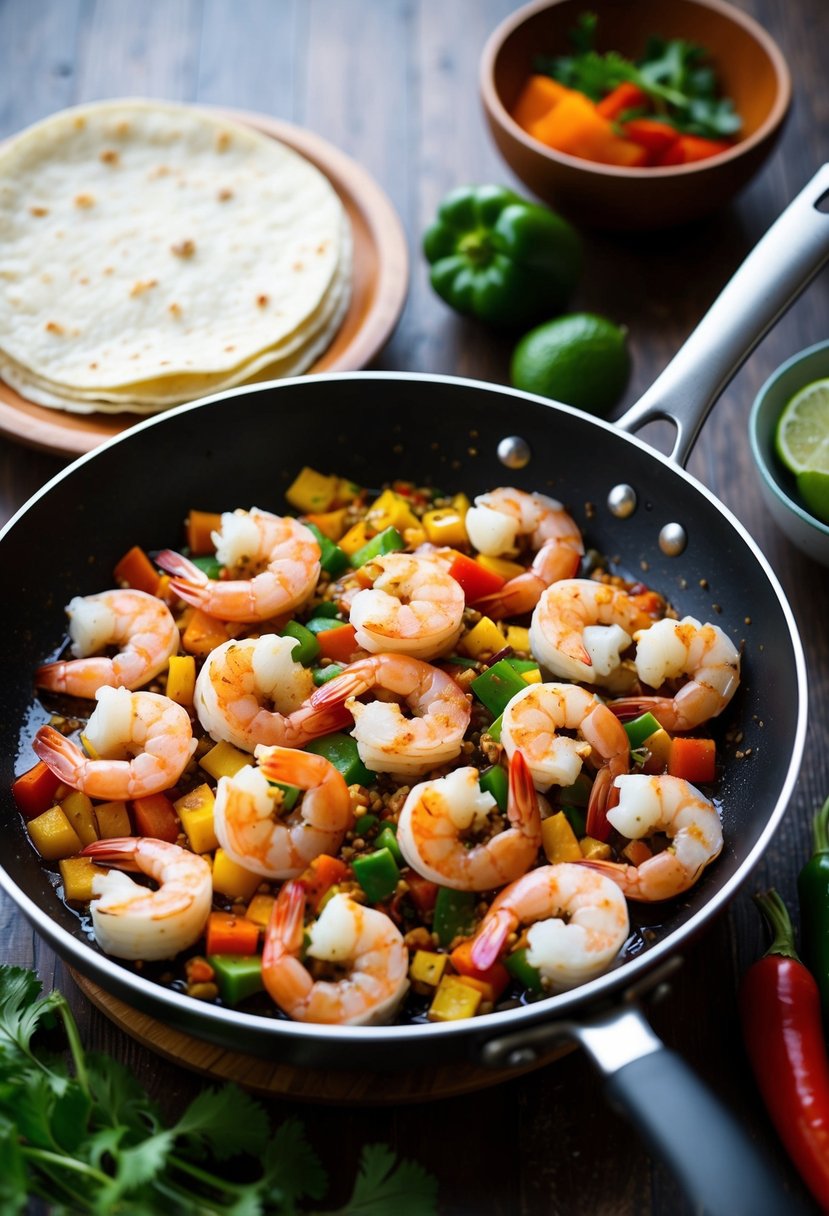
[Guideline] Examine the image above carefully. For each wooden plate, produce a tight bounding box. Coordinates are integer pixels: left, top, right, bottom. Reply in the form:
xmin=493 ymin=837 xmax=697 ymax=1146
xmin=0 ymin=107 xmax=409 ymax=458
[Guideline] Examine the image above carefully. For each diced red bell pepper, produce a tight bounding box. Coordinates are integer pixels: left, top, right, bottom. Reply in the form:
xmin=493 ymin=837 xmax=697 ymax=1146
xmin=450 ymin=938 xmax=510 ymax=1001
xmin=205 ymin=910 xmax=260 ymax=956
xmin=667 ymin=736 xmax=717 ymax=784
xmin=130 ymin=793 xmax=180 ymax=843
xmin=300 ymin=853 xmax=349 ymax=910
xmin=664 ymin=134 xmax=733 ymax=165
xmin=405 ymin=870 xmax=439 ymax=915
xmin=447 ymin=552 xmax=506 ymax=603
xmin=315 ymin=623 xmax=359 ymax=664
xmin=622 ymin=117 xmax=680 ymax=163
xmin=12 ymin=761 xmax=62 ymax=820
xmin=595 ymin=81 xmax=649 ymax=120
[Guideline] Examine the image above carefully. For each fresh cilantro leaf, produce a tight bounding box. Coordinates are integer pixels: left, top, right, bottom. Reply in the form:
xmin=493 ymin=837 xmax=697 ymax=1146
xmin=172 ymin=1083 xmax=269 ymax=1161
xmin=333 ymin=1144 xmax=439 ymax=1216
xmin=85 ymin=1052 xmax=161 ymax=1134
xmin=0 ymin=1116 xmax=28 ymax=1214
xmin=0 ymin=967 xmax=64 ymax=1057
xmin=261 ymin=1117 xmax=327 ymax=1207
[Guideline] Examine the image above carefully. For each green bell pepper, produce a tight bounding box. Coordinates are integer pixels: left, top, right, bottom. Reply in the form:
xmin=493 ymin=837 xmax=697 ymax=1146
xmin=471 ymin=659 xmax=528 ymax=717
xmin=352 ymin=847 xmax=400 ymax=904
xmin=422 ymin=184 xmax=581 ymax=329
xmin=432 ymin=888 xmax=477 ymax=947
xmin=305 ymin=731 xmax=375 ymax=786
xmin=208 ymin=954 xmax=264 ymax=1006
xmin=350 ymin=525 xmax=405 ymax=569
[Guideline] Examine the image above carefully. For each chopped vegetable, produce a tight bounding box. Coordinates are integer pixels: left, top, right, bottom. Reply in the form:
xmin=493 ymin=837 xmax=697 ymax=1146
xmin=623 ymin=711 xmax=663 ymax=750
xmin=281 ymin=619 xmax=320 ymax=666
xmin=350 ymin=525 xmax=406 ymax=569
xmin=797 ymin=795 xmax=829 ymax=1019
xmin=113 ymin=544 xmax=160 ymax=595
xmin=181 ymin=607 xmax=230 ymax=657
xmin=315 ymin=622 xmax=359 ymax=663
xmin=206 ymin=910 xmax=261 ymax=956
xmin=449 ymin=938 xmax=510 ymax=1001
xmin=175 ymin=783 xmax=219 ymax=854
xmin=211 ymin=848 xmax=262 ymax=901
xmin=428 ymin=973 xmax=482 ymax=1021
xmin=305 ymin=731 xmax=375 ymax=786
xmin=739 ymin=891 xmax=829 ymax=1211
xmin=59 ymin=856 xmax=108 ymax=903
xmin=446 ymin=551 xmax=507 ymax=602
xmin=130 ymin=792 xmax=180 ymax=843
xmin=60 ymin=790 xmax=99 ymax=847
xmin=432 ymin=887 xmax=477 ymax=947
xmin=423 ymin=183 xmax=581 ymax=328
xmin=26 ymin=805 xmax=82 ymax=861
xmin=541 ymin=811 xmax=582 ymax=863
xmin=471 ymin=658 xmax=528 ymax=716
xmin=352 ymin=847 xmax=400 ymax=904
xmin=93 ymin=798 xmax=131 ymax=838
xmin=12 ymin=760 xmax=62 ymax=820
xmin=409 ymin=949 xmax=448 ymax=987
xmin=504 ymin=946 xmax=544 ymax=994
xmin=285 ymin=465 xmax=340 ymax=514
xmin=186 ymin=508 xmax=222 ymax=554
xmin=303 ymin=520 xmax=349 ymax=576
xmin=667 ymin=736 xmax=716 ymax=784
xmin=166 ymin=653 xmax=197 ymax=707
xmin=200 ymin=739 xmax=251 ymax=780
xmin=480 ymin=763 xmax=509 ymax=812
xmin=300 ymin=854 xmax=349 ymax=911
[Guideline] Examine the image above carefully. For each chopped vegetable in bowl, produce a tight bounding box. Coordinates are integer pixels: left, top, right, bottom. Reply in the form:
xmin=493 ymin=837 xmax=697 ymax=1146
xmin=14 ymin=469 xmax=741 ymax=1026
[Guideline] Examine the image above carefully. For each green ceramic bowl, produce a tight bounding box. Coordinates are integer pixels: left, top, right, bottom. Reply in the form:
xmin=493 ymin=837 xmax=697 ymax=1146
xmin=749 ymin=339 xmax=829 ymax=565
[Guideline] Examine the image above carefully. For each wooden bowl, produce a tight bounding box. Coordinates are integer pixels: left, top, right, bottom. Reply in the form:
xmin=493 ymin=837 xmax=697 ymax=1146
xmin=480 ymin=0 xmax=791 ymax=230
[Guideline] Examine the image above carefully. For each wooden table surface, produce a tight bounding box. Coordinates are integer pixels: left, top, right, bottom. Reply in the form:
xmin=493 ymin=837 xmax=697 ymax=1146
xmin=2 ymin=2 xmax=828 ymax=1213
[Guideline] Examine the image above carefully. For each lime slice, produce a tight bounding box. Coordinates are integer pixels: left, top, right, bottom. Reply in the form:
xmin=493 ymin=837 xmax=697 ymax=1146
xmin=796 ymin=470 xmax=829 ymax=524
xmin=774 ymin=378 xmax=829 ymax=475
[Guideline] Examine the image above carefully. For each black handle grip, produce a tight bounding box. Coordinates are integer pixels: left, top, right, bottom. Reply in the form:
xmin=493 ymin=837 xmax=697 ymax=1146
xmin=605 ymin=1046 xmax=813 ymax=1216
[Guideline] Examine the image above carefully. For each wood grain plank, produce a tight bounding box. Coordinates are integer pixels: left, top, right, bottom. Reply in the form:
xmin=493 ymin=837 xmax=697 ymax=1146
xmin=0 ymin=0 xmax=83 ymax=137
xmin=196 ymin=0 xmax=300 ymax=115
xmin=71 ymin=0 xmax=202 ymax=101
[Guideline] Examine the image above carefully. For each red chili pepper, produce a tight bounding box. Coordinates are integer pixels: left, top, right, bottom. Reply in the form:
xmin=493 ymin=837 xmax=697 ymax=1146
xmin=739 ymin=889 xmax=829 ymax=1210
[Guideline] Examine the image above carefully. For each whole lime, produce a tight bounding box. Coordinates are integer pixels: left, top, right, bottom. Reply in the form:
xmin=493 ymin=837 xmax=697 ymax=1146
xmin=510 ymin=312 xmax=631 ymax=415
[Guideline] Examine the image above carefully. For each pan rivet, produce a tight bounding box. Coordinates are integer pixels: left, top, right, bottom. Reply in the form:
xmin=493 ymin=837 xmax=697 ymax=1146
xmin=506 ymin=1047 xmax=538 ymax=1068
xmin=607 ymin=483 xmax=637 ymax=518
xmin=659 ymin=522 xmax=688 ymax=556
xmin=497 ymin=436 xmax=532 ymax=469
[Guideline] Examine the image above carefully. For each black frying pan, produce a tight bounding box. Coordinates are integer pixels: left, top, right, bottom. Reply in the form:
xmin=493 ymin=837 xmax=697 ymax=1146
xmin=2 ymin=167 xmax=829 ymax=1216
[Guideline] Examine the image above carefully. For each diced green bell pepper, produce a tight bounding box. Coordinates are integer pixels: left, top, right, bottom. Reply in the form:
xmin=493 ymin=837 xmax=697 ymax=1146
xmin=208 ymin=954 xmax=264 ymax=1006
xmin=505 ymin=657 xmax=539 ymax=675
xmin=354 ymin=811 xmax=379 ymax=837
xmin=480 ymin=764 xmax=508 ymax=812
xmin=191 ymin=554 xmax=222 ymax=579
xmin=486 ymin=714 xmax=503 ymax=744
xmin=375 ymin=823 xmax=403 ymax=866
xmin=472 ymin=659 xmax=528 ymax=717
xmin=350 ymin=526 xmax=405 ymax=569
xmin=305 ymin=732 xmax=375 ymax=786
xmin=304 ymin=522 xmax=350 ymax=577
xmin=433 ymin=888 xmax=477 ymax=947
xmin=312 ymin=663 xmax=345 ymax=687
xmin=352 ymin=847 xmax=400 ymax=903
xmin=558 ymin=772 xmax=592 ymax=808
xmin=623 ymin=712 xmax=662 ymax=751
xmin=266 ymin=781 xmax=300 ymax=812
xmin=561 ymin=803 xmax=587 ymax=837
xmin=310 ymin=600 xmax=340 ymax=618
xmin=504 ymin=947 xmax=544 ymax=994
xmin=281 ymin=620 xmax=320 ymax=666
xmin=304 ymin=617 xmax=346 ymax=636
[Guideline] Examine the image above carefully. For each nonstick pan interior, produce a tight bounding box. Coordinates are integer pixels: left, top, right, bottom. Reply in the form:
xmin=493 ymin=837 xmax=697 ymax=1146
xmin=0 ymin=372 xmax=804 ymax=1065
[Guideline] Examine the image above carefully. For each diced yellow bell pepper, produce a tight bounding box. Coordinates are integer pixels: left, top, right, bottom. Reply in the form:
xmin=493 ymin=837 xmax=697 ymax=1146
xmin=27 ymin=806 xmax=82 ymax=861
xmin=458 ymin=615 xmax=505 ymax=659
xmin=166 ymin=654 xmax=196 ymax=708
xmin=541 ymin=811 xmax=583 ymax=863
xmin=452 ymin=492 xmax=471 ymax=517
xmin=285 ymin=466 xmax=339 ymax=514
xmin=402 ymin=524 xmax=427 ymax=548
xmin=476 ymin=554 xmax=526 ymax=580
xmin=365 ymin=488 xmax=421 ymax=534
xmin=60 ymin=790 xmax=99 ymax=847
xmin=456 ymin=973 xmax=498 ymax=1005
xmin=94 ymin=800 xmax=131 ymax=838
xmin=428 ymin=974 xmax=482 ymax=1022
xmin=504 ymin=624 xmax=531 ymax=654
xmin=175 ymin=783 xmax=219 ymax=854
xmin=421 ymin=507 xmax=468 ymax=548
xmin=642 ymin=726 xmax=673 ymax=774
xmin=303 ymin=507 xmax=348 ymax=541
xmin=409 ymin=949 xmax=448 ymax=987
xmin=338 ymin=519 xmax=373 ymax=557
xmin=334 ymin=477 xmax=361 ymax=506
xmin=59 ymin=856 xmax=108 ymax=903
xmin=200 ymin=740 xmax=251 ymax=781
xmin=579 ymin=835 xmax=612 ymax=860
xmin=521 ymin=667 xmax=542 ymax=685
xmin=246 ymin=893 xmax=276 ymax=928
xmin=211 ymin=848 xmax=262 ymax=901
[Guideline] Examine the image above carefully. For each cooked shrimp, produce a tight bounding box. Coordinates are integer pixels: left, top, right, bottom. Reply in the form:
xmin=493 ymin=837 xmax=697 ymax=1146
xmin=465 ymin=488 xmax=584 ymax=618
xmin=349 ymin=552 xmax=464 ymax=660
xmin=611 ymin=615 xmax=741 ymax=731
xmin=32 ymin=686 xmax=196 ymax=799
xmin=156 ymin=507 xmax=320 ymax=622
xmin=581 ymin=773 xmax=723 ymax=900
xmin=530 ymin=578 xmax=659 ymax=686
xmin=469 ymin=863 xmax=629 ymax=990
xmin=262 ymin=883 xmax=409 ymax=1025
xmin=213 ymin=745 xmax=352 ymax=879
xmin=500 ymin=681 xmax=629 ymax=832
xmin=35 ymin=589 xmax=179 ymax=697
xmin=194 ymin=634 xmax=349 ymax=753
xmin=80 ymin=836 xmax=212 ymax=961
xmin=396 ymin=749 xmax=542 ymax=891
xmin=309 ymin=653 xmax=471 ymax=778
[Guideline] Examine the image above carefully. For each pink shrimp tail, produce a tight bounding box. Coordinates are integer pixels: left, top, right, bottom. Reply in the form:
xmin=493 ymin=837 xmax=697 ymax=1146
xmin=155 ymin=550 xmax=210 ymax=607
xmin=309 ymin=669 xmax=372 ymax=712
xmin=470 ymin=909 xmax=513 ymax=972
xmin=507 ymin=749 xmax=541 ymax=835
xmin=35 ymin=661 xmax=69 ymax=693
xmin=264 ymin=880 xmax=306 ymax=963
xmin=32 ymin=725 xmax=82 ymax=787
xmin=585 ymin=767 xmax=620 ymax=842
xmin=80 ymin=837 xmax=141 ymax=870
xmin=610 ymin=696 xmax=674 ymax=729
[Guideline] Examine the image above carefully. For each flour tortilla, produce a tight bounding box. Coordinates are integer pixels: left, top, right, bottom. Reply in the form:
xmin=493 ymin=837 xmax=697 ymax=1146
xmin=0 ymin=99 xmax=351 ymax=412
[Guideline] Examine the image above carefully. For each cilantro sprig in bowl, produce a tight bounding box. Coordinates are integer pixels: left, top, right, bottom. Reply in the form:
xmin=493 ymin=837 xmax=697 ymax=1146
xmin=480 ymin=0 xmax=791 ymax=230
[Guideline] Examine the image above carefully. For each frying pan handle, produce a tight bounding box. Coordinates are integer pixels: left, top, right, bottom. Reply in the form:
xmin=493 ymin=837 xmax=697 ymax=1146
xmin=573 ymin=1005 xmax=812 ymax=1216
xmin=615 ymin=164 xmax=829 ymax=468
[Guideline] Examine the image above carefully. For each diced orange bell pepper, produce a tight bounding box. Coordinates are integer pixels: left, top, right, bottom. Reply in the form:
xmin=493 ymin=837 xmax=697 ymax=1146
xmin=181 ymin=608 xmax=230 ymax=657
xmin=303 ymin=508 xmax=348 ymax=542
xmin=595 ymin=81 xmax=649 ymax=120
xmin=450 ymin=938 xmax=510 ymax=1001
xmin=667 ymin=736 xmax=717 ymax=784
xmin=673 ymin=134 xmax=733 ymax=163
xmin=315 ymin=623 xmax=359 ymax=664
xmin=447 ymin=552 xmax=506 ymax=602
xmin=512 ymin=74 xmax=573 ymax=131
xmin=113 ymin=545 xmax=160 ymax=596
xmin=131 ymin=793 xmax=180 ymax=843
xmin=535 ymin=91 xmax=648 ymax=167
xmin=186 ymin=510 xmax=222 ymax=555
xmin=301 ymin=854 xmax=349 ymax=911
xmin=205 ymin=910 xmax=260 ymax=956
xmin=13 ymin=761 xmax=62 ymax=820
xmin=622 ymin=117 xmax=680 ymax=164
xmin=405 ymin=871 xmax=439 ymax=915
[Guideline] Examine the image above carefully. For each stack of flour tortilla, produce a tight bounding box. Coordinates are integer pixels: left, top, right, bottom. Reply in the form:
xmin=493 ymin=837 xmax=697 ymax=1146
xmin=0 ymin=99 xmax=351 ymax=414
